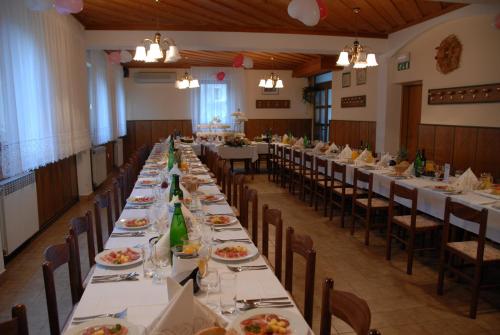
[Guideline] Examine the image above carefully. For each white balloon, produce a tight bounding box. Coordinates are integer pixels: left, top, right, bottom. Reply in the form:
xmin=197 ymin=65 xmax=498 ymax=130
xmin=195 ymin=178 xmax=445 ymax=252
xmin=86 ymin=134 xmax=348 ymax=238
xmin=120 ymin=50 xmax=133 ymax=63
xmin=299 ymin=0 xmax=320 ymax=26
xmin=287 ymin=0 xmax=301 ymax=19
xmin=25 ymin=0 xmax=53 ymax=11
xmin=242 ymin=56 xmax=254 ymax=69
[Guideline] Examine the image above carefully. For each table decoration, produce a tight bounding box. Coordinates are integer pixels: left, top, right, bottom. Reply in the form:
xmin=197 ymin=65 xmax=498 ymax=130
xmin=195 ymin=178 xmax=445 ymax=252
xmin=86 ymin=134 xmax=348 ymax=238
xmin=339 ymin=144 xmax=352 ymax=160
xmin=451 ymin=168 xmax=479 ymax=192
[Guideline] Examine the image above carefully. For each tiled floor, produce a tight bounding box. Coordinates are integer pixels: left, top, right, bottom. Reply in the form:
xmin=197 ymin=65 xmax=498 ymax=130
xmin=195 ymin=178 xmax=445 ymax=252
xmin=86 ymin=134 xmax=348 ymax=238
xmin=1 ymin=173 xmax=499 ymax=334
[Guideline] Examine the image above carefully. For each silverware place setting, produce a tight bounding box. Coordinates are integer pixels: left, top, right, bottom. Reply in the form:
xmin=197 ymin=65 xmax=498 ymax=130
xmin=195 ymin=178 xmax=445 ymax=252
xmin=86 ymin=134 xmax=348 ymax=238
xmin=238 ymin=299 xmax=294 ymax=311
xmin=110 ymin=232 xmax=145 ymax=237
xmin=213 ymin=238 xmax=252 ymax=244
xmin=227 ymin=265 xmax=267 ymax=272
xmin=213 ymin=227 xmax=242 ymax=232
xmin=72 ymin=308 xmax=128 ymax=324
xmin=91 ymin=272 xmax=140 ymax=284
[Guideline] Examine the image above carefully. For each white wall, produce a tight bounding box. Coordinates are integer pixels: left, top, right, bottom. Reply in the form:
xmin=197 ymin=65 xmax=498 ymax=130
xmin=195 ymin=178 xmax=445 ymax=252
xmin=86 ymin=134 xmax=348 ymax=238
xmin=125 ymin=68 xmax=310 ymax=120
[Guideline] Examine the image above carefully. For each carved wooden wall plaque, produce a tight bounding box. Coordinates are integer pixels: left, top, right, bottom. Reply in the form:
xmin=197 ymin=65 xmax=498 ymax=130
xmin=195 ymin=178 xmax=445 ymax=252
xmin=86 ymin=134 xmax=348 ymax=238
xmin=256 ymin=100 xmax=291 ymax=109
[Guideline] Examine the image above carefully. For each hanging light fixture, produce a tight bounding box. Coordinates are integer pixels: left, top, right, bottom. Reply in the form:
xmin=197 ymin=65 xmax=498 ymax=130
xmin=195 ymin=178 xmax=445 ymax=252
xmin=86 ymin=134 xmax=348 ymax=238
xmin=258 ymin=57 xmax=284 ymax=89
xmin=133 ymin=32 xmax=181 ymax=63
xmin=175 ymin=72 xmax=199 ymax=90
xmin=336 ymin=8 xmax=378 ymax=68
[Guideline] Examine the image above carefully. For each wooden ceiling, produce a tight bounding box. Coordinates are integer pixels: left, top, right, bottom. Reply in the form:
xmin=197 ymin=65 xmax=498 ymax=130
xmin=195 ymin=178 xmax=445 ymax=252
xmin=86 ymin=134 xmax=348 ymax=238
xmin=123 ymin=50 xmax=323 ymax=69
xmin=74 ymin=0 xmax=465 ymax=38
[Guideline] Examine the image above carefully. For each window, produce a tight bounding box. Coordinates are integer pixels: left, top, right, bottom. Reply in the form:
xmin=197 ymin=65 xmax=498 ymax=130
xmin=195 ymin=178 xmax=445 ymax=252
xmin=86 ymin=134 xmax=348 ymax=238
xmin=313 ymin=73 xmax=332 ymax=142
xmin=199 ymin=82 xmax=229 ymax=124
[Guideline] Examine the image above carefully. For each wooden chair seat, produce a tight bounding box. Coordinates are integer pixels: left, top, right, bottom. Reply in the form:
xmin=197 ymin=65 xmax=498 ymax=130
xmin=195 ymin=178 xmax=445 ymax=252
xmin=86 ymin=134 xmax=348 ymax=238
xmin=0 ymin=304 xmax=29 ymax=335
xmin=333 ymin=187 xmax=363 ymax=196
xmin=317 ymin=179 xmax=330 ymax=188
xmin=355 ymin=197 xmax=389 ymax=208
xmin=393 ymin=214 xmax=441 ymax=230
xmin=447 ymin=241 xmax=500 ymax=262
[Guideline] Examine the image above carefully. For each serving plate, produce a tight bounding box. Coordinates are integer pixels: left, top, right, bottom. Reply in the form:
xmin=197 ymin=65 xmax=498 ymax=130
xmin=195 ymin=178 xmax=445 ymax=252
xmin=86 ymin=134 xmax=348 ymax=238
xmin=228 ymin=308 xmax=308 ymax=335
xmin=66 ymin=317 xmax=141 ymax=335
xmin=95 ymin=248 xmax=143 ymax=268
xmin=116 ymin=218 xmax=150 ymax=230
xmin=206 ymin=215 xmax=238 ymax=226
xmin=211 ymin=242 xmax=258 ymax=262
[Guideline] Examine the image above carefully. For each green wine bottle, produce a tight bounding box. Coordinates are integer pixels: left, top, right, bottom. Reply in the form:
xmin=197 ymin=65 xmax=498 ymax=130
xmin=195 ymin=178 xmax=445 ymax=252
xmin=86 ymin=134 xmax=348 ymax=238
xmin=167 ymin=137 xmax=175 ymax=171
xmin=414 ymin=150 xmax=422 ymax=177
xmin=169 ymin=174 xmax=184 ymax=201
xmin=170 ymin=203 xmax=188 ymax=249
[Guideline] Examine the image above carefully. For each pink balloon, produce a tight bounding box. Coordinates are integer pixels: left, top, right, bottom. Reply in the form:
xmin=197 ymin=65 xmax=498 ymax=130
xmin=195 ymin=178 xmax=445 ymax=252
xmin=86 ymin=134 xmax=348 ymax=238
xmin=108 ymin=52 xmax=121 ymax=65
xmin=216 ymin=71 xmax=225 ymax=81
xmin=316 ymin=0 xmax=328 ymax=20
xmin=55 ymin=0 xmax=83 ymax=14
xmin=495 ymin=13 xmax=500 ymax=30
xmin=233 ymin=54 xmax=244 ymax=68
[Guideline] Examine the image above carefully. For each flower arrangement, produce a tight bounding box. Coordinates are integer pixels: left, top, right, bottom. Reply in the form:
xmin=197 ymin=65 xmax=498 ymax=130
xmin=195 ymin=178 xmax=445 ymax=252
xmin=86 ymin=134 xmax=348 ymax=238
xmin=224 ymin=136 xmax=248 ymax=147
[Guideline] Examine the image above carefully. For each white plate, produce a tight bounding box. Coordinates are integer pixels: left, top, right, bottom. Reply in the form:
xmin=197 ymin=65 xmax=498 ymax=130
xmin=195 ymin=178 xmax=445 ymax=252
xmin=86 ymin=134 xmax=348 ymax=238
xmin=127 ymin=196 xmax=155 ymax=205
xmin=205 ymin=215 xmax=238 ymax=226
xmin=201 ymin=194 xmax=225 ymax=203
xmin=228 ymin=308 xmax=308 ymax=335
xmin=211 ymin=242 xmax=258 ymax=262
xmin=95 ymin=248 xmax=143 ymax=268
xmin=116 ymin=218 xmax=151 ymax=230
xmin=137 ymin=179 xmax=159 ymax=187
xmin=66 ymin=317 xmax=141 ymax=335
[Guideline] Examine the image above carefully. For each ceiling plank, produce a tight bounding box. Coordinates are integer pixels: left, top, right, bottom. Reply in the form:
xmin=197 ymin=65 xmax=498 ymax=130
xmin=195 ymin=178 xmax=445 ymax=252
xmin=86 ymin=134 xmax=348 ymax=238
xmin=292 ymin=55 xmax=342 ymax=78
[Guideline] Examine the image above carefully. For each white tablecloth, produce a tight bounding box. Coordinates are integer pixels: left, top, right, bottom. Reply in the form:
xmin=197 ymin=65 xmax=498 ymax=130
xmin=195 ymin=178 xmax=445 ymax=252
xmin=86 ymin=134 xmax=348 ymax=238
xmin=207 ymin=143 xmax=259 ymax=163
xmin=66 ymin=143 xmax=310 ymax=334
xmin=251 ymin=142 xmax=269 ymax=155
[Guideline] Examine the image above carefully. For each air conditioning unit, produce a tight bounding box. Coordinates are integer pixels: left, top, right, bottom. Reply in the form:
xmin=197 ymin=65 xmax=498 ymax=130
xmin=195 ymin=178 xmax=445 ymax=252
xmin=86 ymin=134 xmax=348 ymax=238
xmin=133 ymin=71 xmax=176 ymax=84
xmin=91 ymin=145 xmax=107 ymax=187
xmin=114 ymin=138 xmax=124 ymax=167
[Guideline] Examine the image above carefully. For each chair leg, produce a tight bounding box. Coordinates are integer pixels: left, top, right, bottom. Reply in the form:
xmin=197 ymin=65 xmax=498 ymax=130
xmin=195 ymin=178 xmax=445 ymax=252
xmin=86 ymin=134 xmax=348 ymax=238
xmin=437 ymin=250 xmax=447 ymax=295
xmin=386 ymin=220 xmax=393 ymax=261
xmin=407 ymin=230 xmax=416 ymax=275
xmin=340 ymin=197 xmax=346 ymax=228
xmin=323 ymin=190 xmax=328 ymax=217
xmin=364 ymin=209 xmax=371 ymax=246
xmin=309 ymin=182 xmax=314 ymax=207
xmin=350 ymin=204 xmax=356 ymax=236
xmin=469 ymin=264 xmax=482 ymax=319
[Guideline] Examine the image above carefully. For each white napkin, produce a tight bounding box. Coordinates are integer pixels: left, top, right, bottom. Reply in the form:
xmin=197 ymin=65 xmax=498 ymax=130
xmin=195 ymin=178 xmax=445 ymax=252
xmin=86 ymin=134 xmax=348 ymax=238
xmin=404 ymin=162 xmax=415 ymax=176
xmin=313 ymin=141 xmax=324 ymax=154
xmin=294 ymin=137 xmax=304 ymax=148
xmin=149 ymin=278 xmax=226 ymax=335
xmin=154 ymin=232 xmax=171 ymax=261
xmin=326 ymin=142 xmax=339 ymax=153
xmin=377 ymin=153 xmax=392 ymax=167
xmin=451 ymin=168 xmax=479 ymax=192
xmin=339 ymin=145 xmax=352 ymax=160
xmin=171 ymin=255 xmax=198 ymax=280
xmin=354 ymin=149 xmax=369 ymax=165
xmin=169 ymin=164 xmax=182 ymax=176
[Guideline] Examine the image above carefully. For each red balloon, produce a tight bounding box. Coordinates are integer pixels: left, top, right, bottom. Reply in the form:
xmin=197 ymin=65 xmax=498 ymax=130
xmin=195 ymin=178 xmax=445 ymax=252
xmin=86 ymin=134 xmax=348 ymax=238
xmin=216 ymin=71 xmax=225 ymax=81
xmin=108 ymin=51 xmax=121 ymax=65
xmin=233 ymin=54 xmax=244 ymax=68
xmin=495 ymin=13 xmax=500 ymax=30
xmin=316 ymin=0 xmax=328 ymax=20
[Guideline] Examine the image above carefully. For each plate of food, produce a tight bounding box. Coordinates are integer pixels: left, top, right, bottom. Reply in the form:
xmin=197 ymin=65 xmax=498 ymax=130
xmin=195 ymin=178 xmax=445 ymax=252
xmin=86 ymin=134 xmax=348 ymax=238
xmin=116 ymin=218 xmax=150 ymax=230
xmin=127 ymin=196 xmax=154 ymax=205
xmin=206 ymin=215 xmax=238 ymax=226
xmin=191 ymin=168 xmax=208 ymax=175
xmin=67 ymin=317 xmax=140 ymax=335
xmin=95 ymin=248 xmax=142 ymax=268
xmin=212 ymin=243 xmax=258 ymax=262
xmin=200 ymin=194 xmax=225 ymax=203
xmin=140 ymin=170 xmax=159 ymax=177
xmin=228 ymin=308 xmax=308 ymax=335
xmin=137 ymin=179 xmax=159 ymax=187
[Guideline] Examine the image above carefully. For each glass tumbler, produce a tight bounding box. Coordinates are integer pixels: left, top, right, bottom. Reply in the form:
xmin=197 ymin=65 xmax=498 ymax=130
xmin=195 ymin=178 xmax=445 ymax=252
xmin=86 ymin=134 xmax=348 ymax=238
xmin=219 ymin=272 xmax=237 ymax=314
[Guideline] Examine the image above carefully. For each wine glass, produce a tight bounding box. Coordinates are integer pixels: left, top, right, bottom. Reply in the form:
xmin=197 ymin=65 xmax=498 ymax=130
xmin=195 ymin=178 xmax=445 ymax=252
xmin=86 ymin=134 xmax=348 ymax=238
xmin=196 ymin=269 xmax=219 ymax=309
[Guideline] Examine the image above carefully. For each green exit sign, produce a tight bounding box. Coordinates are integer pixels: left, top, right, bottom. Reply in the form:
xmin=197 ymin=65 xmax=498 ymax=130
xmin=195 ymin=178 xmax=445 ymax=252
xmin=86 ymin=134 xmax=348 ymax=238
xmin=398 ymin=61 xmax=410 ymax=71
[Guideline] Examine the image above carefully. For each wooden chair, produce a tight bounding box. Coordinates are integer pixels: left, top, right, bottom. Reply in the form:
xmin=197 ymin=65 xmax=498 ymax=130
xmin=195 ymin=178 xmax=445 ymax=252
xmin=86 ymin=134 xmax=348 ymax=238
xmin=240 ymin=186 xmax=259 ymax=246
xmin=222 ymin=161 xmax=232 ymax=204
xmin=262 ymin=204 xmax=283 ymax=280
xmin=94 ymin=190 xmax=113 ymax=252
xmin=386 ymin=181 xmax=441 ymax=274
xmin=437 ymin=197 xmax=500 ymax=319
xmin=290 ymin=148 xmax=303 ymax=196
xmin=111 ymin=177 xmax=122 ymax=219
xmin=281 ymin=147 xmax=292 ymax=189
xmin=351 ymin=169 xmax=389 ymax=246
xmin=69 ymin=211 xmax=96 ymax=295
xmin=116 ymin=171 xmax=127 ymax=207
xmin=275 ymin=145 xmax=284 ymax=185
xmin=43 ymin=236 xmax=80 ymax=335
xmin=285 ymin=227 xmax=316 ymax=326
xmin=267 ymin=143 xmax=278 ymax=182
xmin=232 ymin=173 xmax=246 ymax=217
xmin=329 ymin=162 xmax=354 ymax=227
xmin=301 ymin=153 xmax=315 ymax=206
xmin=0 ymin=305 xmax=29 ymax=335
xmin=320 ymin=278 xmax=380 ymax=335
xmin=314 ymin=157 xmax=330 ymax=216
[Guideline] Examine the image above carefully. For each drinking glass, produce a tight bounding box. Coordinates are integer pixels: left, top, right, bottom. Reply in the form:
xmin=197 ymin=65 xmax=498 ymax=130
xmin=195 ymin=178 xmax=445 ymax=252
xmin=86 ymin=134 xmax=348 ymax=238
xmin=219 ymin=272 xmax=237 ymax=314
xmin=151 ymin=241 xmax=170 ymax=284
xmin=140 ymin=243 xmax=154 ymax=278
xmin=196 ymin=269 xmax=219 ymax=310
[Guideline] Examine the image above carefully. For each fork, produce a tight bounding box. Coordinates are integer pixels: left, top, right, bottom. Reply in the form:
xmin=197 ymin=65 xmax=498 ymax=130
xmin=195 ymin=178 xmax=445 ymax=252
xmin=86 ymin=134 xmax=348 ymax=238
xmin=72 ymin=308 xmax=128 ymax=323
xmin=238 ymin=302 xmax=294 ymax=311
xmin=213 ymin=238 xmax=251 ymax=244
xmin=214 ymin=227 xmax=242 ymax=232
xmin=91 ymin=275 xmax=139 ymax=284
xmin=92 ymin=272 xmax=138 ymax=279
xmin=227 ymin=265 xmax=267 ymax=272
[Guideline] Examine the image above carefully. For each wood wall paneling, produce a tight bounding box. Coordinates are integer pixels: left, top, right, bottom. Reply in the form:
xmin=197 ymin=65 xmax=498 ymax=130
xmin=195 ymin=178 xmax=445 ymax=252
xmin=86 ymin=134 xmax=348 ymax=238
xmin=475 ymin=128 xmax=500 ymax=180
xmin=35 ymin=155 xmax=79 ymax=228
xmin=244 ymin=119 xmax=312 ymax=140
xmin=433 ymin=126 xmax=455 ymax=165
xmin=452 ymin=127 xmax=478 ymax=173
xmin=417 ymin=124 xmax=436 ymax=160
xmin=330 ymin=120 xmax=376 ymax=152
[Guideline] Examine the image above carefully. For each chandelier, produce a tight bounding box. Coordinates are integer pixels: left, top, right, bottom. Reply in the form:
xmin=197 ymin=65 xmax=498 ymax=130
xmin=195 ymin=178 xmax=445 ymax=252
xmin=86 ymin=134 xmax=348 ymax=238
xmin=258 ymin=72 xmax=284 ymax=89
xmin=175 ymin=72 xmax=199 ymax=89
xmin=336 ymin=8 xmax=378 ymax=68
xmin=133 ymin=32 xmax=181 ymax=63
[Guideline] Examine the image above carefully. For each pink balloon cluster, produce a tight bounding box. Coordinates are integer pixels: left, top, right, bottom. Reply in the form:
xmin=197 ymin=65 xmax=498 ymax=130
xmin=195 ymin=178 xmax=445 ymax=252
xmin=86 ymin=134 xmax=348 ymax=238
xmin=233 ymin=54 xmax=254 ymax=69
xmin=55 ymin=0 xmax=83 ymax=14
xmin=216 ymin=72 xmax=225 ymax=81
xmin=288 ymin=0 xmax=328 ymax=26
xmin=108 ymin=51 xmax=121 ymax=65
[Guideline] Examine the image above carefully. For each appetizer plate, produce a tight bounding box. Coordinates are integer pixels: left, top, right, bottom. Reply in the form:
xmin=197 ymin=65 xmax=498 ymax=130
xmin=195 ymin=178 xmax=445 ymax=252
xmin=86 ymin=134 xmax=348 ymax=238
xmin=206 ymin=215 xmax=238 ymax=226
xmin=201 ymin=194 xmax=225 ymax=203
xmin=212 ymin=242 xmax=258 ymax=262
xmin=127 ymin=196 xmax=155 ymax=205
xmin=95 ymin=248 xmax=142 ymax=268
xmin=229 ymin=308 xmax=308 ymax=335
xmin=116 ymin=218 xmax=150 ymax=230
xmin=67 ymin=317 xmax=140 ymax=335
xmin=137 ymin=179 xmax=159 ymax=187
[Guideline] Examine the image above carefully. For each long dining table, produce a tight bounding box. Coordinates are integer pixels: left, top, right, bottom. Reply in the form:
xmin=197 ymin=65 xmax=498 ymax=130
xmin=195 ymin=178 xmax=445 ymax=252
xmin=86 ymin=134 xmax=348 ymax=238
xmin=276 ymin=143 xmax=500 ymax=243
xmin=65 ymin=143 xmax=312 ymax=334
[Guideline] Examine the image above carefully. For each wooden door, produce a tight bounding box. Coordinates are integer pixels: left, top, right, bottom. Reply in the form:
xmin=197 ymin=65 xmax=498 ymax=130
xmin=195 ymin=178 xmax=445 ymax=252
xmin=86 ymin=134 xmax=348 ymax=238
xmin=400 ymin=83 xmax=422 ymax=161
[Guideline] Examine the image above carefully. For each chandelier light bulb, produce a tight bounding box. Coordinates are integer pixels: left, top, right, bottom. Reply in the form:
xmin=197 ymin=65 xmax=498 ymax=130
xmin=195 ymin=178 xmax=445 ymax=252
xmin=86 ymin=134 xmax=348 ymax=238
xmin=258 ymin=79 xmax=266 ymax=87
xmin=265 ymin=78 xmax=274 ymax=88
xmin=366 ymin=53 xmax=378 ymax=67
xmin=165 ymin=45 xmax=181 ymax=63
xmin=189 ymin=79 xmax=200 ymax=88
xmin=336 ymin=51 xmax=350 ymax=66
xmin=133 ymin=46 xmax=146 ymax=61
xmin=145 ymin=49 xmax=157 ymax=63
xmin=149 ymin=43 xmax=163 ymax=59
xmin=275 ymin=79 xmax=284 ymax=89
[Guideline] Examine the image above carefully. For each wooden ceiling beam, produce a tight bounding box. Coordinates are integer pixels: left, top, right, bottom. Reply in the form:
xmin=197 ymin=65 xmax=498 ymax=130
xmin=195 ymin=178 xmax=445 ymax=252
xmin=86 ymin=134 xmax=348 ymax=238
xmin=292 ymin=55 xmax=342 ymax=78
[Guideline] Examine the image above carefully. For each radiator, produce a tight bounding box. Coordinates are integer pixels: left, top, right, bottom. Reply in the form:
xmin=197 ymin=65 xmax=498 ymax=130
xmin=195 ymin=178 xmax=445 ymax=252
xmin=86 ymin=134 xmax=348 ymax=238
xmin=0 ymin=172 xmax=39 ymax=257
xmin=91 ymin=145 xmax=107 ymax=187
xmin=114 ymin=138 xmax=124 ymax=167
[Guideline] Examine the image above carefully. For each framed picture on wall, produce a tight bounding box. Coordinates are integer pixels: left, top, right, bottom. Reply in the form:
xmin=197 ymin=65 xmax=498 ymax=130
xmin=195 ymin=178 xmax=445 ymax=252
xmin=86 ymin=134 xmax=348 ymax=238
xmin=356 ymin=68 xmax=367 ymax=85
xmin=342 ymin=72 xmax=351 ymax=88
xmin=262 ymin=87 xmax=279 ymax=95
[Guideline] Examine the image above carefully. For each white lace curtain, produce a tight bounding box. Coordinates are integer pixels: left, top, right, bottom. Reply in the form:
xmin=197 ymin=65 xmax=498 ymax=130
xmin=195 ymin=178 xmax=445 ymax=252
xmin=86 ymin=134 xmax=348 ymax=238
xmin=190 ymin=67 xmax=246 ymax=132
xmin=0 ymin=1 xmax=91 ymax=178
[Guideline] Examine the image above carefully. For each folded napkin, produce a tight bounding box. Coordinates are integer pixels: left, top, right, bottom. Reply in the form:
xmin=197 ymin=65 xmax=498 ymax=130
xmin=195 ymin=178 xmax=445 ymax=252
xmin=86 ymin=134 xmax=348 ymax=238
xmin=339 ymin=144 xmax=352 ymax=160
xmin=451 ymin=168 xmax=479 ymax=192
xmin=326 ymin=142 xmax=339 ymax=153
xmin=293 ymin=137 xmax=304 ymax=148
xmin=377 ymin=153 xmax=392 ymax=167
xmin=149 ymin=278 xmax=227 ymax=335
xmin=404 ymin=162 xmax=415 ymax=176
xmin=354 ymin=149 xmax=369 ymax=165
xmin=154 ymin=232 xmax=171 ymax=263
xmin=171 ymin=254 xmax=198 ymax=279
xmin=313 ymin=141 xmax=324 ymax=154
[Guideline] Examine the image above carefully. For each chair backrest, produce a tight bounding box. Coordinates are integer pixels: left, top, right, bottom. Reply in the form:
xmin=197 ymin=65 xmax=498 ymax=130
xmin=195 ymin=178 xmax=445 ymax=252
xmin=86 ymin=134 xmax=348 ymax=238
xmin=111 ymin=178 xmax=122 ymax=220
xmin=69 ymin=211 xmax=95 ymax=296
xmin=292 ymin=149 xmax=302 ymax=168
xmin=285 ymin=227 xmax=316 ymax=326
xmin=443 ymin=197 xmax=489 ymax=262
xmin=320 ymin=278 xmax=373 ymax=335
xmin=222 ymin=161 xmax=232 ymax=202
xmin=43 ymin=236 xmax=80 ymax=335
xmin=315 ymin=157 xmax=328 ymax=180
xmin=353 ymin=168 xmax=374 ymax=201
xmin=232 ymin=173 xmax=246 ymax=213
xmin=0 ymin=305 xmax=29 ymax=335
xmin=388 ymin=181 xmax=418 ymax=226
xmin=216 ymin=158 xmax=224 ymax=187
xmin=284 ymin=147 xmax=292 ymax=166
xmin=94 ymin=190 xmax=113 ymax=252
xmin=262 ymin=204 xmax=283 ymax=280
xmin=240 ymin=186 xmax=259 ymax=245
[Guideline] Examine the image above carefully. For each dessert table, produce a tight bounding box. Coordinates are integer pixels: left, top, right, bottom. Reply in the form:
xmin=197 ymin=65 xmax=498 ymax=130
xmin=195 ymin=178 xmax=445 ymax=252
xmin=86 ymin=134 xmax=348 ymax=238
xmin=65 ymin=143 xmax=311 ymax=334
